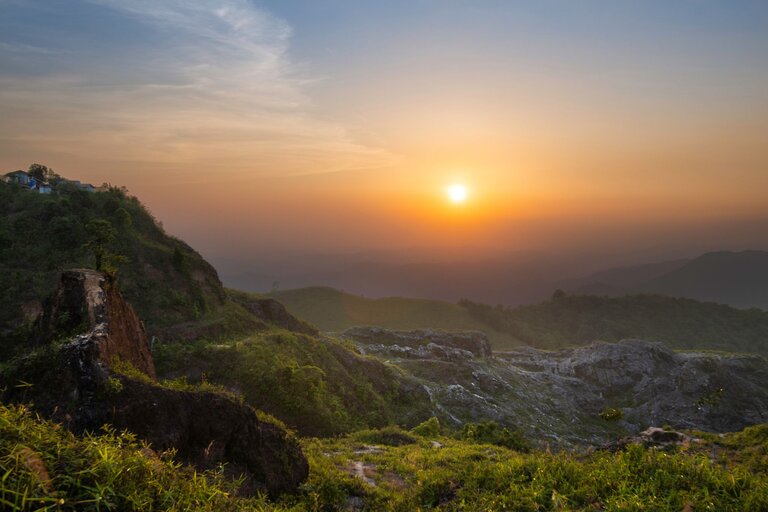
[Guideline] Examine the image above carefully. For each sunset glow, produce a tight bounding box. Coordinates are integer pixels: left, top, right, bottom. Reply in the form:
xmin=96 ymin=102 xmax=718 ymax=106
xmin=0 ymin=1 xmax=767 ymax=263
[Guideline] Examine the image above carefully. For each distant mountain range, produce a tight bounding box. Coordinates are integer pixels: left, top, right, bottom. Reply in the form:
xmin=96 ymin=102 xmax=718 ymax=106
xmin=228 ymin=250 xmax=768 ymax=310
xmin=271 ymin=286 xmax=768 ymax=353
xmin=563 ymin=251 xmax=768 ymax=309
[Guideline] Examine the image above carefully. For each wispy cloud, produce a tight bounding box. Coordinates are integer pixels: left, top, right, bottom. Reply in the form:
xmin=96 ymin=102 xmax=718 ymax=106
xmin=0 ymin=41 xmax=65 ymax=55
xmin=0 ymin=0 xmax=394 ymax=176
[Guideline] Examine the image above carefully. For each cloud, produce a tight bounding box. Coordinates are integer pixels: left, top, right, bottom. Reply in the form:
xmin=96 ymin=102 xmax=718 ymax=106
xmin=0 ymin=0 xmax=395 ymax=177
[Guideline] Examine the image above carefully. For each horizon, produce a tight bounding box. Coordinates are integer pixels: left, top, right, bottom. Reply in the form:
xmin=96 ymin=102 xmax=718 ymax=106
xmin=2 ymin=1 xmax=768 ymax=284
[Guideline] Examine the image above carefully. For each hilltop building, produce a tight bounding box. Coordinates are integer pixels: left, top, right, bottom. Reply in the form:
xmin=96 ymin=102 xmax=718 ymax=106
xmin=2 ymin=170 xmax=95 ymax=194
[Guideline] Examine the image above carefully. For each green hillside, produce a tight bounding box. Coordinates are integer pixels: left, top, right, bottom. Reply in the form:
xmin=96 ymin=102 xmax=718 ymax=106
xmin=154 ymin=325 xmax=433 ymax=437
xmin=461 ymin=292 xmax=768 ymax=352
xmin=268 ymin=286 xmax=515 ymax=346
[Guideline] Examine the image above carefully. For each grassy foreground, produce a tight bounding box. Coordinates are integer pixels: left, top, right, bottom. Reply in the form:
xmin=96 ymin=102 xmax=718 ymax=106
xmin=3 ymin=404 xmax=768 ymax=511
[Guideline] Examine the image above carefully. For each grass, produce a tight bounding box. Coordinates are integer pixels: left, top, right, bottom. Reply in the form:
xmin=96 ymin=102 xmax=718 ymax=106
xmin=0 ymin=403 xmax=295 ymax=512
xmin=153 ymin=327 xmax=434 ymax=436
xmin=3 ymin=403 xmax=768 ymax=511
xmin=301 ymin=429 xmax=768 ymax=511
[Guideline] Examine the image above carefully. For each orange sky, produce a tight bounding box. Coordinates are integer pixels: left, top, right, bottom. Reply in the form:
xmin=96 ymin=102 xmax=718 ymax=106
xmin=2 ymin=1 xmax=768 ymax=263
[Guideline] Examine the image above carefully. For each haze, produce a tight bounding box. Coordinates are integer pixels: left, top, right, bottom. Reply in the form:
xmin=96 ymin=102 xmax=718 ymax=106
xmin=2 ymin=1 xmax=768 ymax=297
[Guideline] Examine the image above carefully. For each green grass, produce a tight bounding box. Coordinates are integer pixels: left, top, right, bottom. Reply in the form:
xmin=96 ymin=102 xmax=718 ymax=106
xmin=268 ymin=286 xmax=516 ymax=347
xmin=301 ymin=427 xmax=768 ymax=511
xmin=3 ymin=403 xmax=768 ymax=511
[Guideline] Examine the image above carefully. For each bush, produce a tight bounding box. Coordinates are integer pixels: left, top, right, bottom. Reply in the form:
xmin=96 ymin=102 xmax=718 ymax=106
xmin=458 ymin=421 xmax=531 ymax=452
xmin=599 ymin=407 xmax=624 ymax=421
xmin=412 ymin=417 xmax=442 ymax=438
xmin=351 ymin=426 xmax=418 ymax=446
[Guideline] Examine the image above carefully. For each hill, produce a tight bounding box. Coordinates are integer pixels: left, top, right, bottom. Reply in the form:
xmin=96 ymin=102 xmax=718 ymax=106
xmin=461 ymin=292 xmax=768 ymax=352
xmin=641 ymin=250 xmax=768 ymax=309
xmin=0 ymin=177 xmax=266 ymax=356
xmin=563 ymin=258 xmax=690 ymax=296
xmin=566 ymin=251 xmax=768 ymax=309
xmin=267 ymin=286 xmax=515 ymax=345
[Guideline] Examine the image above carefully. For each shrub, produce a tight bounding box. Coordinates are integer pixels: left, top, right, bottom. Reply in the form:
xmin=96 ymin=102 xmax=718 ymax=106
xmin=599 ymin=406 xmax=624 ymax=421
xmin=412 ymin=417 xmax=442 ymax=438
xmin=351 ymin=426 xmax=418 ymax=446
xmin=458 ymin=421 xmax=531 ymax=452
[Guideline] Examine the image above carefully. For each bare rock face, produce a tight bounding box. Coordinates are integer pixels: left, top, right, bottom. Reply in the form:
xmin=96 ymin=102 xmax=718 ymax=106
xmin=342 ymin=327 xmax=493 ymax=358
xmin=36 ymin=269 xmax=156 ymax=378
xmin=3 ymin=269 xmax=309 ymax=497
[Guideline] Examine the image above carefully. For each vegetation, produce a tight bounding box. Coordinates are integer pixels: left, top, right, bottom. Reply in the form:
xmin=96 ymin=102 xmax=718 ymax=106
xmin=0 ymin=403 xmax=285 ymax=512
xmin=0 ymin=176 xmax=250 ymax=357
xmin=458 ymin=421 xmax=531 ymax=452
xmin=4 ymin=402 xmax=768 ymax=511
xmin=153 ymin=328 xmax=432 ymax=436
xmin=268 ymin=286 xmax=513 ymax=344
xmin=460 ymin=292 xmax=768 ymax=352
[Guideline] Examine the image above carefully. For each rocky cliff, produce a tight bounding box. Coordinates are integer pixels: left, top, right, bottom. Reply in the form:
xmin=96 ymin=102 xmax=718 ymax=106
xmin=2 ymin=269 xmax=308 ymax=497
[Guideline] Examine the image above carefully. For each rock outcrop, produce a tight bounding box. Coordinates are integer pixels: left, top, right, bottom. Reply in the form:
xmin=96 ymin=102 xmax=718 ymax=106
xmin=2 ymin=269 xmax=308 ymax=497
xmin=230 ymin=293 xmax=318 ymax=335
xmin=601 ymin=426 xmax=702 ymax=452
xmin=345 ymin=334 xmax=768 ymax=446
xmin=36 ymin=269 xmax=156 ymax=378
xmin=342 ymin=327 xmax=492 ymax=358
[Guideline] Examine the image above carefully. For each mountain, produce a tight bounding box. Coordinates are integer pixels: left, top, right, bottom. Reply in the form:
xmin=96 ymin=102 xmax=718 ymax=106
xmin=222 ymin=251 xmax=610 ymax=307
xmin=641 ymin=250 xmax=768 ymax=309
xmin=461 ymin=292 xmax=768 ymax=352
xmin=562 ymin=258 xmax=690 ymax=295
xmin=267 ymin=286 xmax=515 ymax=346
xmin=566 ymin=251 xmax=768 ymax=309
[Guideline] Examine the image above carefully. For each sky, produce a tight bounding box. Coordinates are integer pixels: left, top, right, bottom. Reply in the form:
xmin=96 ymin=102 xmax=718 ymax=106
xmin=2 ymin=0 xmax=768 ymax=270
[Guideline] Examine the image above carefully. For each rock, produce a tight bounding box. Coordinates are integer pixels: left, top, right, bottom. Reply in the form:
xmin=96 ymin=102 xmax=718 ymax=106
xmin=355 ymin=337 xmax=768 ymax=446
xmin=2 ymin=269 xmax=309 ymax=497
xmin=36 ymin=269 xmax=156 ymax=378
xmin=602 ymin=427 xmax=701 ymax=451
xmin=105 ymin=377 xmax=308 ymax=498
xmin=342 ymin=327 xmax=492 ymax=358
xmin=229 ymin=292 xmax=318 ymax=335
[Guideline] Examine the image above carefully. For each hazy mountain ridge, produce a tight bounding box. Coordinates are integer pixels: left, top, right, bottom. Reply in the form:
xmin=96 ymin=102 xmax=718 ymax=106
xmin=269 ymin=286 xmax=768 ymax=353
xmin=566 ymin=251 xmax=768 ymax=309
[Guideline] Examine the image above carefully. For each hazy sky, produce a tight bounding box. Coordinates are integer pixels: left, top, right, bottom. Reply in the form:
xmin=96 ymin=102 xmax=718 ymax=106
xmin=2 ymin=0 xmax=768 ymax=263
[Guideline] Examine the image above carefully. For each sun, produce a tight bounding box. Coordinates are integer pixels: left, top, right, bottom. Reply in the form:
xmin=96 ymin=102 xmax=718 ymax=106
xmin=446 ymin=184 xmax=468 ymax=204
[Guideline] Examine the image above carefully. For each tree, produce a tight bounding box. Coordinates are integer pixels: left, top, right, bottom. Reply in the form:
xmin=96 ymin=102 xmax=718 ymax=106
xmin=84 ymin=219 xmax=127 ymax=276
xmin=27 ymin=163 xmax=57 ymax=183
